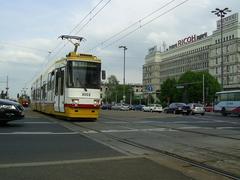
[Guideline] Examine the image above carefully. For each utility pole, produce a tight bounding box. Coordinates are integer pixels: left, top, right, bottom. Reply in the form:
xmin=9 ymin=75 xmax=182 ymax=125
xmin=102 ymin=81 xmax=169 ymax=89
xmin=202 ymin=74 xmax=205 ymax=105
xmin=119 ymin=45 xmax=127 ymax=103
xmin=6 ymin=76 xmax=9 ymax=98
xmin=211 ymin=8 xmax=231 ymax=90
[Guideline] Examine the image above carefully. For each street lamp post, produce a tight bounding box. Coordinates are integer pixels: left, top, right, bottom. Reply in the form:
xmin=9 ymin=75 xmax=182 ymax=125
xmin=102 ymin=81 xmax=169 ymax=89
xmin=119 ymin=45 xmax=127 ymax=103
xmin=211 ymin=8 xmax=231 ymax=90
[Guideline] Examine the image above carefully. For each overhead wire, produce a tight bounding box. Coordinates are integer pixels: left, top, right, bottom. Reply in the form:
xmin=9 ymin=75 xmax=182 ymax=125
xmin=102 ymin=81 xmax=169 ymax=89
xmin=25 ymin=0 xmax=112 ymax=88
xmin=98 ymin=0 xmax=190 ymax=50
xmin=48 ymin=0 xmax=106 ymax=57
xmin=48 ymin=0 xmax=112 ymax=62
xmin=88 ymin=0 xmax=178 ymax=52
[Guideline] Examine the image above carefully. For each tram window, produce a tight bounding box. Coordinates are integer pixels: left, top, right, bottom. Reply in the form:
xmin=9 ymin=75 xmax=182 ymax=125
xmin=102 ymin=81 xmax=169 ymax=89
xmin=51 ymin=73 xmax=55 ymax=90
xmin=55 ymin=70 xmax=59 ymax=95
xmin=60 ymin=70 xmax=64 ymax=95
xmin=42 ymin=84 xmax=47 ymax=100
xmin=47 ymin=73 xmax=51 ymax=90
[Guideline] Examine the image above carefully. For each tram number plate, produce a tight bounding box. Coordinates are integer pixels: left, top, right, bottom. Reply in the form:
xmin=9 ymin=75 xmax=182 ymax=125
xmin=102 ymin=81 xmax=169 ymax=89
xmin=82 ymin=92 xmax=91 ymax=96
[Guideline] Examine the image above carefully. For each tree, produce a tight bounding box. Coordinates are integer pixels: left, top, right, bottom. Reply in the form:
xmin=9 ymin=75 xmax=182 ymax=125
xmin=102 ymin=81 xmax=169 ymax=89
xmin=177 ymin=71 xmax=221 ymax=103
xmin=159 ymin=78 xmax=177 ymax=106
xmin=104 ymin=75 xmax=119 ymax=103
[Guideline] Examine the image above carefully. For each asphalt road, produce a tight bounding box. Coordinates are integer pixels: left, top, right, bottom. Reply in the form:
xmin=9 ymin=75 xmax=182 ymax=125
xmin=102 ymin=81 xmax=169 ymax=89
xmin=0 ymin=111 xmax=191 ymax=180
xmin=1 ymin=109 xmax=240 ymax=179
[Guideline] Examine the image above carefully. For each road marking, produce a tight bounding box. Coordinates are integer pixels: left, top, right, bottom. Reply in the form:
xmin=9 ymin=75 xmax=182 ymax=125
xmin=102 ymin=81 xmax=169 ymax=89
xmin=178 ymin=126 xmax=204 ymax=129
xmin=83 ymin=128 xmax=177 ymax=134
xmin=82 ymin=130 xmax=98 ymax=134
xmin=0 ymin=155 xmax=142 ymax=168
xmin=14 ymin=122 xmax=57 ymax=124
xmin=103 ymin=121 xmax=129 ymax=124
xmin=0 ymin=132 xmax=79 ymax=135
xmin=216 ymin=127 xmax=240 ymax=130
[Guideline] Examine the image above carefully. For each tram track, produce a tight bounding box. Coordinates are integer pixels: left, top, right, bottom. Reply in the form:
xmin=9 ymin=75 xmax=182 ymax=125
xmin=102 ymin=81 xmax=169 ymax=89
xmin=101 ymin=115 xmax=240 ymax=141
xmin=71 ymin=122 xmax=240 ymax=180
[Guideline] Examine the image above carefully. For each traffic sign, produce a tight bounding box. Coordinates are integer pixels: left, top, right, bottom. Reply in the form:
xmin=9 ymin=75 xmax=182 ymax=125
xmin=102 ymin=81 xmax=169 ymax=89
xmin=176 ymin=85 xmax=184 ymax=89
xmin=146 ymin=85 xmax=153 ymax=92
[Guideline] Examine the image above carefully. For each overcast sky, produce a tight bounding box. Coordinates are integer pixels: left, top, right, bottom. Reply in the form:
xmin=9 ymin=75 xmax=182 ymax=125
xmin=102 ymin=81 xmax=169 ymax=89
xmin=0 ymin=0 xmax=239 ymax=98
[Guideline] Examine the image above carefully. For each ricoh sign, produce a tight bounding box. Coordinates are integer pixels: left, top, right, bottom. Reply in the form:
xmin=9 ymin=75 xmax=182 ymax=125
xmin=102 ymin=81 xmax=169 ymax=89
xmin=169 ymin=32 xmax=208 ymax=49
xmin=177 ymin=35 xmax=197 ymax=46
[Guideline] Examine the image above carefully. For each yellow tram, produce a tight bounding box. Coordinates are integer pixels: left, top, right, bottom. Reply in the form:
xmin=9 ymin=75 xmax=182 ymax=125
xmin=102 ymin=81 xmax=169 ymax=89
xmin=31 ymin=36 xmax=103 ymax=120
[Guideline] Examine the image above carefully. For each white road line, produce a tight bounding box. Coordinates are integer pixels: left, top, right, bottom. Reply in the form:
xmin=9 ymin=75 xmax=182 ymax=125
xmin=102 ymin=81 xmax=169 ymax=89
xmin=0 ymin=155 xmax=141 ymax=168
xmin=178 ymin=126 xmax=203 ymax=129
xmin=82 ymin=130 xmax=98 ymax=134
xmin=103 ymin=121 xmax=129 ymax=124
xmin=0 ymin=132 xmax=79 ymax=135
xmin=83 ymin=128 xmax=177 ymax=134
xmin=216 ymin=127 xmax=240 ymax=130
xmin=14 ymin=122 xmax=57 ymax=124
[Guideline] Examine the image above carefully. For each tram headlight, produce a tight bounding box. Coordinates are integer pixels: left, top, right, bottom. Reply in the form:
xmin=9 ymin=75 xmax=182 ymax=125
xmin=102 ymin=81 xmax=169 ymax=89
xmin=72 ymin=99 xmax=79 ymax=104
xmin=93 ymin=99 xmax=100 ymax=105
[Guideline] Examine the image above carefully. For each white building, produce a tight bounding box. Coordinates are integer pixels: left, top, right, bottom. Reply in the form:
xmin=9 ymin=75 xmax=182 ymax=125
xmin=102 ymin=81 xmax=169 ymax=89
xmin=143 ymin=13 xmax=240 ymax=96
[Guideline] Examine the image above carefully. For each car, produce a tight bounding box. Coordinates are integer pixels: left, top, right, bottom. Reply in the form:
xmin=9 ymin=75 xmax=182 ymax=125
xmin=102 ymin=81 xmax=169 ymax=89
xmin=111 ymin=103 xmax=121 ymax=110
xmin=111 ymin=103 xmax=129 ymax=111
xmin=188 ymin=103 xmax=205 ymax=115
xmin=120 ymin=104 xmax=130 ymax=111
xmin=0 ymin=99 xmax=24 ymax=125
xmin=143 ymin=104 xmax=163 ymax=112
xmin=165 ymin=103 xmax=191 ymax=115
xmin=149 ymin=104 xmax=163 ymax=112
xmin=204 ymin=104 xmax=213 ymax=112
xmin=134 ymin=104 xmax=145 ymax=111
xmin=129 ymin=104 xmax=135 ymax=110
xmin=142 ymin=105 xmax=151 ymax=112
xmin=101 ymin=104 xmax=112 ymax=110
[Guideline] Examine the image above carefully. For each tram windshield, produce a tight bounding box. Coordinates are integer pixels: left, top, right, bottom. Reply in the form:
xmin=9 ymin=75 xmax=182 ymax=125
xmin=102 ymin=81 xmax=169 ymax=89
xmin=67 ymin=61 xmax=101 ymax=89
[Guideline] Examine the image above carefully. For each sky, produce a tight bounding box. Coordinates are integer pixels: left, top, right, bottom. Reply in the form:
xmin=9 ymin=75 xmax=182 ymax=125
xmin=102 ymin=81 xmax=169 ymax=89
xmin=0 ymin=0 xmax=239 ymax=98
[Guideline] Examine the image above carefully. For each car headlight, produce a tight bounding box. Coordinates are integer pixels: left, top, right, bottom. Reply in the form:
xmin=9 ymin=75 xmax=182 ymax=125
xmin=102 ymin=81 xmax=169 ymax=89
xmin=0 ymin=104 xmax=16 ymax=110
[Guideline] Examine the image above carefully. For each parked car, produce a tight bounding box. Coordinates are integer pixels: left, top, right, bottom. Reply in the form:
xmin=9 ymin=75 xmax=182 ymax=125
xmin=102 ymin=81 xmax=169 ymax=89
xmin=0 ymin=99 xmax=24 ymax=125
xmin=143 ymin=104 xmax=163 ymax=112
xmin=129 ymin=104 xmax=135 ymax=110
xmin=101 ymin=104 xmax=112 ymax=110
xmin=165 ymin=103 xmax=191 ymax=115
xmin=120 ymin=104 xmax=129 ymax=111
xmin=188 ymin=103 xmax=205 ymax=115
xmin=204 ymin=105 xmax=213 ymax=112
xmin=142 ymin=105 xmax=151 ymax=112
xmin=134 ymin=104 xmax=145 ymax=111
xmin=111 ymin=103 xmax=121 ymax=110
xmin=111 ymin=103 xmax=129 ymax=111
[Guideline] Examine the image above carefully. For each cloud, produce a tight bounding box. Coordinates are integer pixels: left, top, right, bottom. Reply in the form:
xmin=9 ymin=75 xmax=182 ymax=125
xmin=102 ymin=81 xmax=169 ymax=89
xmin=0 ymin=50 xmax=43 ymax=64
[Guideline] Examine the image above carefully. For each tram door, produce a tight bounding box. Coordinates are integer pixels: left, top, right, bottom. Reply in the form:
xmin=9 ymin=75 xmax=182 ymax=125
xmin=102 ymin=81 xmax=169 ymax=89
xmin=54 ymin=68 xmax=65 ymax=112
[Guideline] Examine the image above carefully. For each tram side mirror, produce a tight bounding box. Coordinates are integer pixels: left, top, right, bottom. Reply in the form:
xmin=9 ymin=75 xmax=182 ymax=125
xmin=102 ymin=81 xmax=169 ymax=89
xmin=101 ymin=70 xmax=106 ymax=80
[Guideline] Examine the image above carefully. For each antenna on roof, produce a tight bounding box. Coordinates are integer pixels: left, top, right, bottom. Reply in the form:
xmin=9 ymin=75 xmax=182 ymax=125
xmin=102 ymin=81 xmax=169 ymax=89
xmin=59 ymin=35 xmax=86 ymax=53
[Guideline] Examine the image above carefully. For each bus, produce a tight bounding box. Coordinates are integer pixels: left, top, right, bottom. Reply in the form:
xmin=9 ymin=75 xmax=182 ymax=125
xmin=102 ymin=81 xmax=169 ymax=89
xmin=214 ymin=90 xmax=240 ymax=116
xmin=31 ymin=35 xmax=104 ymax=120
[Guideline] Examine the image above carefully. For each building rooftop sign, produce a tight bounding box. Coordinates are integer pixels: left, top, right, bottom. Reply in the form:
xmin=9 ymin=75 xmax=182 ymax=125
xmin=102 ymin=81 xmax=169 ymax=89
xmin=169 ymin=32 xmax=208 ymax=50
xmin=217 ymin=13 xmax=238 ymax=29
